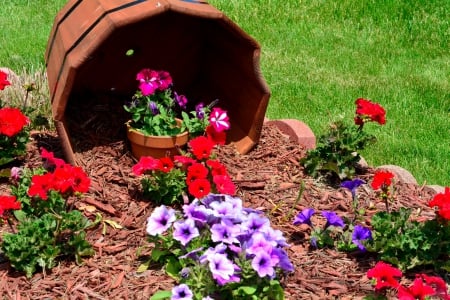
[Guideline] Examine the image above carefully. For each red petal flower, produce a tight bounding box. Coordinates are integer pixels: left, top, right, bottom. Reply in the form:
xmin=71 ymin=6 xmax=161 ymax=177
xmin=206 ymin=124 xmax=227 ymax=145
xmin=355 ymin=98 xmax=386 ymax=125
xmin=189 ymin=136 xmax=215 ymax=160
xmin=397 ymin=277 xmax=436 ymax=300
xmin=367 ymin=261 xmax=402 ymax=290
xmin=206 ymin=159 xmax=228 ymax=177
xmin=428 ymin=187 xmax=450 ymax=220
xmin=421 ymin=274 xmax=449 ymax=298
xmin=0 ymin=107 xmax=29 ymax=137
xmin=28 ymin=173 xmax=55 ymax=200
xmin=213 ymin=175 xmax=236 ymax=195
xmin=40 ymin=147 xmax=66 ymax=169
xmin=188 ymin=178 xmax=211 ymax=199
xmin=0 ymin=71 xmax=11 ymax=90
xmin=132 ymin=156 xmax=160 ymax=175
xmin=186 ymin=163 xmax=208 ymax=184
xmin=371 ymin=170 xmax=394 ymax=190
xmin=158 ymin=157 xmax=174 ymax=173
xmin=0 ymin=195 xmax=21 ymax=216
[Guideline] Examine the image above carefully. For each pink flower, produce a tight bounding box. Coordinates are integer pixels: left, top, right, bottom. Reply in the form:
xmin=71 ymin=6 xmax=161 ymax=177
xmin=136 ymin=69 xmax=172 ymax=96
xmin=209 ymin=108 xmax=230 ymax=132
xmin=0 ymin=70 xmax=11 ymax=90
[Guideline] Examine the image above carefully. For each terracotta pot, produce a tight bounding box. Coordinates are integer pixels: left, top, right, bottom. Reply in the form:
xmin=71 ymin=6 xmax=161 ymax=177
xmin=126 ymin=122 xmax=188 ymax=159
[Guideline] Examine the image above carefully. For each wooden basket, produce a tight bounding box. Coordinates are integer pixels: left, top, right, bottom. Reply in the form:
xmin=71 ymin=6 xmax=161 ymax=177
xmin=45 ymin=0 xmax=270 ymax=164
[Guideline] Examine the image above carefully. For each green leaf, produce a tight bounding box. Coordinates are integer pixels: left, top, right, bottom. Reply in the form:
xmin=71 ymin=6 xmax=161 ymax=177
xmin=237 ymin=286 xmax=257 ymax=295
xmin=150 ymin=290 xmax=172 ymax=300
xmin=136 ymin=260 xmax=150 ymax=273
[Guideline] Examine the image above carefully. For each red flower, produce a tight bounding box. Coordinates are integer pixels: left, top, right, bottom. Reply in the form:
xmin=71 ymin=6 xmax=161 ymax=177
xmin=28 ymin=173 xmax=55 ymax=200
xmin=355 ymin=98 xmax=386 ymax=125
xmin=132 ymin=156 xmax=160 ymax=175
xmin=397 ymin=277 xmax=436 ymax=300
xmin=0 ymin=107 xmax=29 ymax=137
xmin=0 ymin=195 xmax=21 ymax=216
xmin=189 ymin=136 xmax=215 ymax=160
xmin=0 ymin=70 xmax=11 ymax=90
xmin=70 ymin=166 xmax=90 ymax=194
xmin=174 ymin=155 xmax=196 ymax=167
xmin=367 ymin=261 xmax=402 ymax=290
xmin=188 ymin=178 xmax=211 ymax=199
xmin=428 ymin=187 xmax=450 ymax=220
xmin=40 ymin=147 xmax=66 ymax=169
xmin=371 ymin=170 xmax=394 ymax=190
xmin=52 ymin=164 xmax=75 ymax=194
xmin=158 ymin=157 xmax=174 ymax=173
xmin=206 ymin=124 xmax=227 ymax=145
xmin=421 ymin=274 xmax=449 ymax=299
xmin=213 ymin=175 xmax=236 ymax=195
xmin=186 ymin=163 xmax=208 ymax=184
xmin=207 ymin=159 xmax=229 ymax=177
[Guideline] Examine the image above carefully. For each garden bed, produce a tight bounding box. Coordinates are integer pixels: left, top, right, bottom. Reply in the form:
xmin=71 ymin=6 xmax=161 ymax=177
xmin=0 ymin=120 xmax=439 ymax=299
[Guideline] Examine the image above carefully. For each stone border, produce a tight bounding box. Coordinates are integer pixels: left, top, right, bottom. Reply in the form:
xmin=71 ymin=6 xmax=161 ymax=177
xmin=265 ymin=118 xmax=445 ymax=193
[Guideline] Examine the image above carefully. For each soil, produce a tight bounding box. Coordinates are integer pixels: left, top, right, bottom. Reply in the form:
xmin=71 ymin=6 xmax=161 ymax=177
xmin=0 ymin=120 xmax=442 ymax=299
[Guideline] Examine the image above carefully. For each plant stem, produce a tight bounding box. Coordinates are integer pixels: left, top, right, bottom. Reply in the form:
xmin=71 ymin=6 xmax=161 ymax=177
xmin=286 ymin=180 xmax=305 ymax=221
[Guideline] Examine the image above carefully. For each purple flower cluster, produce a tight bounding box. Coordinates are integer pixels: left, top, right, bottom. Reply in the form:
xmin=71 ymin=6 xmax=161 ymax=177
xmin=146 ymin=194 xmax=294 ymax=292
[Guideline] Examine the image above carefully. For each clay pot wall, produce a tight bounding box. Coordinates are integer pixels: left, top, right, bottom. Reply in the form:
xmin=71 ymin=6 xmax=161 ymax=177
xmin=45 ymin=0 xmax=270 ymax=164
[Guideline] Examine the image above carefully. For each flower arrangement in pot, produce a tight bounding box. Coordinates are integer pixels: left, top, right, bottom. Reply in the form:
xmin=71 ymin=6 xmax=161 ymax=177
xmin=124 ymin=68 xmax=229 ymax=159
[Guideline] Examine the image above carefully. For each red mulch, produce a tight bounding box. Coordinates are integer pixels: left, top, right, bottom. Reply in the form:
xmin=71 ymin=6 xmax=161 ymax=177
xmin=0 ymin=121 xmax=440 ymax=299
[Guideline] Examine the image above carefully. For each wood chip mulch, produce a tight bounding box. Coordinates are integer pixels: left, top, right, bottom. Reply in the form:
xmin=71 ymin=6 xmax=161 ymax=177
xmin=0 ymin=121 xmax=441 ymax=299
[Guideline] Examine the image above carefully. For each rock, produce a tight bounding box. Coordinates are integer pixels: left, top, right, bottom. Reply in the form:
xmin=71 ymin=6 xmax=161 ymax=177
xmin=376 ymin=164 xmax=417 ymax=185
xmin=264 ymin=118 xmax=316 ymax=150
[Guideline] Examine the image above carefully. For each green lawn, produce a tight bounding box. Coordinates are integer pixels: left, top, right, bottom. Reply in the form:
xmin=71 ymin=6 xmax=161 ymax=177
xmin=1 ymin=0 xmax=449 ymax=186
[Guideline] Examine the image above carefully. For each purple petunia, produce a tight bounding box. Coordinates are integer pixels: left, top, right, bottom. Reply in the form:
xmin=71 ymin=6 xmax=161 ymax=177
xmin=293 ymin=208 xmax=315 ymax=226
xmin=146 ymin=205 xmax=176 ymax=236
xmin=195 ymin=102 xmax=205 ymax=119
xmin=251 ymin=250 xmax=277 ymax=278
xmin=207 ymin=252 xmax=237 ymax=284
xmin=351 ymin=225 xmax=372 ymax=251
xmin=149 ymin=101 xmax=159 ymax=115
xmin=242 ymin=213 xmax=270 ymax=234
xmin=210 ymin=220 xmax=240 ymax=244
xmin=322 ymin=211 xmax=345 ymax=228
xmin=341 ymin=178 xmax=366 ymax=198
xmin=174 ymin=92 xmax=188 ymax=109
xmin=173 ymin=219 xmax=200 ymax=246
xmin=171 ymin=284 xmax=193 ymax=300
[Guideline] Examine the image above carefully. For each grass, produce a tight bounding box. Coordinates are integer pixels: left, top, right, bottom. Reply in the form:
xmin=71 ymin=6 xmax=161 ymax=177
xmin=1 ymin=0 xmax=449 ymax=186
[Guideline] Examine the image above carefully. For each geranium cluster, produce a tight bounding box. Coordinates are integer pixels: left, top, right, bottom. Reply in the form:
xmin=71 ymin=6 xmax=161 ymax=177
xmin=301 ymin=98 xmax=386 ymax=182
xmin=293 ymin=208 xmax=373 ymax=252
xmin=147 ymin=194 xmax=294 ymax=299
xmin=428 ymin=186 xmax=450 ymax=221
xmin=0 ymin=70 xmax=30 ymax=167
xmin=124 ymin=68 xmax=229 ymax=138
xmin=1 ymin=148 xmax=94 ymax=277
xmin=132 ymin=135 xmax=235 ymax=205
xmin=367 ymin=261 xmax=449 ymax=300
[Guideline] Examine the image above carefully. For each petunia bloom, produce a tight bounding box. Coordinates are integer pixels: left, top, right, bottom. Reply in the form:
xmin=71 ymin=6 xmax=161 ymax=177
xmin=146 ymin=205 xmax=176 ymax=235
xmin=189 ymin=136 xmax=215 ymax=160
xmin=351 ymin=225 xmax=372 ymax=251
xmin=341 ymin=178 xmax=365 ymax=198
xmin=136 ymin=68 xmax=160 ymax=96
xmin=252 ymin=250 xmax=277 ymax=278
xmin=209 ymin=108 xmax=230 ymax=132
xmin=173 ymin=219 xmax=200 ymax=246
xmin=174 ymin=92 xmax=188 ymax=109
xmin=206 ymin=124 xmax=227 ymax=145
xmin=367 ymin=261 xmax=402 ymax=290
xmin=322 ymin=211 xmax=345 ymax=228
xmin=212 ymin=175 xmax=235 ymax=195
xmin=188 ymin=178 xmax=211 ymax=199
xmin=371 ymin=170 xmax=394 ymax=190
xmin=171 ymin=284 xmax=193 ymax=300
xmin=293 ymin=208 xmax=315 ymax=226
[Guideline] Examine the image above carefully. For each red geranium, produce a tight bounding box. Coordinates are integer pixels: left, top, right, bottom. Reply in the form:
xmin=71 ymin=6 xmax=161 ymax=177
xmin=207 ymin=159 xmax=228 ymax=177
xmin=41 ymin=147 xmax=65 ymax=169
xmin=188 ymin=178 xmax=211 ymax=199
xmin=421 ymin=274 xmax=450 ymax=299
xmin=371 ymin=170 xmax=394 ymax=190
xmin=428 ymin=186 xmax=450 ymax=220
xmin=0 ymin=195 xmax=21 ymax=216
xmin=0 ymin=107 xmax=29 ymax=137
xmin=367 ymin=261 xmax=402 ymax=290
xmin=0 ymin=70 xmax=11 ymax=90
xmin=186 ymin=163 xmax=208 ymax=184
xmin=28 ymin=173 xmax=55 ymax=200
xmin=189 ymin=136 xmax=215 ymax=160
xmin=354 ymin=98 xmax=386 ymax=125
xmin=397 ymin=277 xmax=436 ymax=300
xmin=52 ymin=164 xmax=90 ymax=194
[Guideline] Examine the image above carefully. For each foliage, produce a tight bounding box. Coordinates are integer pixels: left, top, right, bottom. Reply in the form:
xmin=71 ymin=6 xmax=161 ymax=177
xmin=124 ymin=68 xmax=229 ymax=138
xmin=300 ymin=98 xmax=385 ymax=182
xmin=0 ymin=149 xmax=94 ymax=277
xmin=143 ymin=194 xmax=294 ymax=300
xmin=132 ymin=135 xmax=235 ymax=206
